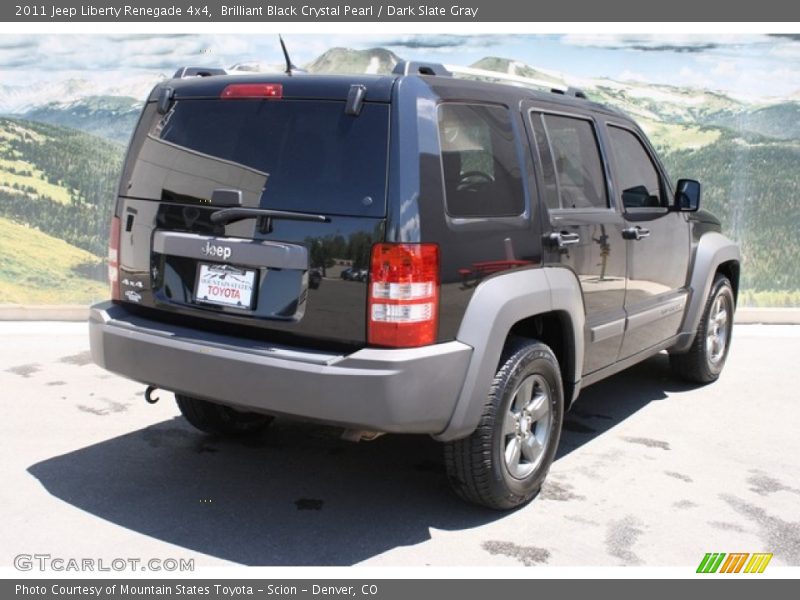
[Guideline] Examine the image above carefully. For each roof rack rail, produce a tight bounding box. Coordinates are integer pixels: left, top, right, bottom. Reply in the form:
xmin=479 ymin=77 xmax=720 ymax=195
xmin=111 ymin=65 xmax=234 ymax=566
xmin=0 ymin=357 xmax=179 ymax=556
xmin=173 ymin=66 xmax=228 ymax=79
xmin=551 ymin=86 xmax=589 ymax=99
xmin=443 ymin=64 xmax=571 ymax=95
xmin=392 ymin=61 xmax=452 ymax=77
xmin=393 ymin=60 xmax=588 ymax=99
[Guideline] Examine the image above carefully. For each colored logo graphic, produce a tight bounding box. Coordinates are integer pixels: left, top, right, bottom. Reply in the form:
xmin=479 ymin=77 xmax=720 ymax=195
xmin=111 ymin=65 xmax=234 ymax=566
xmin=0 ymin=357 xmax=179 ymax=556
xmin=697 ymin=553 xmax=773 ymax=573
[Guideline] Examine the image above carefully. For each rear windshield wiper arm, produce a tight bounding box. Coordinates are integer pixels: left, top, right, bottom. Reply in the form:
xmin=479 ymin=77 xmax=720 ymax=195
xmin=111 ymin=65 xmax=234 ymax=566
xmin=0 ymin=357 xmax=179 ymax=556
xmin=210 ymin=207 xmax=330 ymax=234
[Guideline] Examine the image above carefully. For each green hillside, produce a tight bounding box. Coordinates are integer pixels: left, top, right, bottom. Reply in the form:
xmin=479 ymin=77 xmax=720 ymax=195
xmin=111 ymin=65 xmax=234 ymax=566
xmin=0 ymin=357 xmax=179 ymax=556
xmin=0 ymin=155 xmax=72 ymax=204
xmin=0 ymin=216 xmax=106 ymax=304
xmin=662 ymin=134 xmax=800 ymax=293
xmin=586 ymin=83 xmax=743 ymax=125
xmin=0 ymin=117 xmax=124 ymax=257
xmin=638 ymin=118 xmax=721 ymax=153
xmin=708 ymin=103 xmax=800 ymax=141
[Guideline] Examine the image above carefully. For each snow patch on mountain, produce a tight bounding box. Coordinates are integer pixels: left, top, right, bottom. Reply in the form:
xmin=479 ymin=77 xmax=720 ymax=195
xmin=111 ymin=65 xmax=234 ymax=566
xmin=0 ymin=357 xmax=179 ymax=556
xmin=0 ymin=73 xmax=165 ymax=114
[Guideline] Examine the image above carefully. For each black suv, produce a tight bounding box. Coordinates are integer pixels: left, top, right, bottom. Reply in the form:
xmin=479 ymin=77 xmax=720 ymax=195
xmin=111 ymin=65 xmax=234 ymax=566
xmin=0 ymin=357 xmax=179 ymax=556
xmin=90 ymin=62 xmax=740 ymax=509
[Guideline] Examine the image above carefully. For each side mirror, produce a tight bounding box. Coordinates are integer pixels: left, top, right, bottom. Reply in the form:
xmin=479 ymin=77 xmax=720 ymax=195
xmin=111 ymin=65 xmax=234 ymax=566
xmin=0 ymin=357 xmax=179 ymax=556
xmin=674 ymin=179 xmax=701 ymax=212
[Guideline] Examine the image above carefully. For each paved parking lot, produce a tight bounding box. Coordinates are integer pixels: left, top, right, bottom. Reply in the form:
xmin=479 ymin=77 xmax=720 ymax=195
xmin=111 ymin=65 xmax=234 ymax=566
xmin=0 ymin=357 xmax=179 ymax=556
xmin=1 ymin=322 xmax=798 ymax=568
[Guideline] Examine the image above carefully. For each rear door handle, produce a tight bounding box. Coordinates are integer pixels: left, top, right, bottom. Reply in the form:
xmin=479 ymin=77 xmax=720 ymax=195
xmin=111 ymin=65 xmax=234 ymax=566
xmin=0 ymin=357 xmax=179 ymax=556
xmin=622 ymin=226 xmax=651 ymax=241
xmin=549 ymin=231 xmax=581 ymax=248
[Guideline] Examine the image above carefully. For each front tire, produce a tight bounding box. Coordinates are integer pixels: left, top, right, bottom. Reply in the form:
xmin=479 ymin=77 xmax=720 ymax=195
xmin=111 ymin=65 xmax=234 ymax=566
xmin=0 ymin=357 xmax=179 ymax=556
xmin=670 ymin=274 xmax=735 ymax=383
xmin=176 ymin=394 xmax=274 ymax=436
xmin=444 ymin=340 xmax=564 ymax=510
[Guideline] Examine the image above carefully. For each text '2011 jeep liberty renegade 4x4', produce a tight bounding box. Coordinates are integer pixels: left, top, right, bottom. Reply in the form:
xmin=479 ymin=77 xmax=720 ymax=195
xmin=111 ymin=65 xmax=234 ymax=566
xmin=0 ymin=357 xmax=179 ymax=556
xmin=89 ymin=61 xmax=740 ymax=509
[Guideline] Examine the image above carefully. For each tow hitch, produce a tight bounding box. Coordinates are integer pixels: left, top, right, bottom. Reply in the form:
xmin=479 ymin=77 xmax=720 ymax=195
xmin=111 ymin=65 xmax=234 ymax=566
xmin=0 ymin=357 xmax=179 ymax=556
xmin=144 ymin=386 xmax=161 ymax=404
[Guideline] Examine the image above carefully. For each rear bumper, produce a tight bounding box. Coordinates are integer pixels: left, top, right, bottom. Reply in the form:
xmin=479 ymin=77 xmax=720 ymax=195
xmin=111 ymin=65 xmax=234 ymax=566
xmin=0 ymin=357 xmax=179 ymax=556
xmin=89 ymin=302 xmax=473 ymax=434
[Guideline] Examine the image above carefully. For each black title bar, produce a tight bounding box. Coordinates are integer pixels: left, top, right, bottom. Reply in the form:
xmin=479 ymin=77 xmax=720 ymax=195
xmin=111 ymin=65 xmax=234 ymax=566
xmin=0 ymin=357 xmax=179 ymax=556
xmin=4 ymin=0 xmax=800 ymax=21
xmin=3 ymin=579 xmax=792 ymax=600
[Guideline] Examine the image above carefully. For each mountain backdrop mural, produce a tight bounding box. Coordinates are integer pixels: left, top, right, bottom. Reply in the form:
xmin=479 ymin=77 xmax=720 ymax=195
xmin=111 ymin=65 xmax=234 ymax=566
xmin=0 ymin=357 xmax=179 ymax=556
xmin=1 ymin=38 xmax=798 ymax=305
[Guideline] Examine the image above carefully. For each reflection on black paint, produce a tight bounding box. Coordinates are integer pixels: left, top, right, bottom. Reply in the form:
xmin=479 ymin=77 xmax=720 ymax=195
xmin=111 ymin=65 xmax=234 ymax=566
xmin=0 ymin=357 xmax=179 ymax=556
xmin=126 ymin=196 xmax=385 ymax=345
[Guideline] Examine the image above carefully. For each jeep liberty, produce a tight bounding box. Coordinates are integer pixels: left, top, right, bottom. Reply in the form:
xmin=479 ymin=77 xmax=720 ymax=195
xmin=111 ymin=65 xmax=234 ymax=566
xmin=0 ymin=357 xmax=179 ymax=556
xmin=89 ymin=62 xmax=740 ymax=509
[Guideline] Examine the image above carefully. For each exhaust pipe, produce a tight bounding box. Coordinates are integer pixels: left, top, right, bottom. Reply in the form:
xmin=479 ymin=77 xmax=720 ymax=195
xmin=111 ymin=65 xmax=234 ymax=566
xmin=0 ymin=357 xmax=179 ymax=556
xmin=341 ymin=429 xmax=384 ymax=442
xmin=144 ymin=386 xmax=160 ymax=404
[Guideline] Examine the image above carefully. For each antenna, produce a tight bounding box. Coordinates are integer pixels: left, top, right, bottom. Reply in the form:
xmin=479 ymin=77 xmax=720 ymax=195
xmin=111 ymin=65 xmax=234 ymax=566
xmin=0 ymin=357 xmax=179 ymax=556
xmin=279 ymin=34 xmax=298 ymax=76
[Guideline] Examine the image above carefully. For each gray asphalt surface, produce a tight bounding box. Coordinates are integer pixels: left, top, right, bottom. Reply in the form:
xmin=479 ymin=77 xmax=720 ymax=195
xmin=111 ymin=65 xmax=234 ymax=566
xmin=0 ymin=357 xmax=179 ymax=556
xmin=1 ymin=323 xmax=798 ymax=568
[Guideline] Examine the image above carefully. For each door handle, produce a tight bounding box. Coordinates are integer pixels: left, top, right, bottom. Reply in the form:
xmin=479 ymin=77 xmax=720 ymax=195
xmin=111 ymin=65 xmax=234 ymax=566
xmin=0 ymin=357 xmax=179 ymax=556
xmin=549 ymin=231 xmax=581 ymax=248
xmin=622 ymin=226 xmax=651 ymax=241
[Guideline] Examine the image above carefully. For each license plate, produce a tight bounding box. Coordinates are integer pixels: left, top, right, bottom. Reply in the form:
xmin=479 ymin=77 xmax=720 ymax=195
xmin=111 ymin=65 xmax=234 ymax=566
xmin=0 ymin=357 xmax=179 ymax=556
xmin=195 ymin=263 xmax=256 ymax=309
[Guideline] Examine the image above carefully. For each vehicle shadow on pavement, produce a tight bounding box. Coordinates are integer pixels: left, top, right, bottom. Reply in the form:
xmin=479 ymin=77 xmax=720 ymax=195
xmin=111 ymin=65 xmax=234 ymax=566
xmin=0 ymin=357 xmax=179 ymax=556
xmin=28 ymin=353 xmax=694 ymax=566
xmin=557 ymin=353 xmax=697 ymax=459
xmin=28 ymin=417 xmax=500 ymax=566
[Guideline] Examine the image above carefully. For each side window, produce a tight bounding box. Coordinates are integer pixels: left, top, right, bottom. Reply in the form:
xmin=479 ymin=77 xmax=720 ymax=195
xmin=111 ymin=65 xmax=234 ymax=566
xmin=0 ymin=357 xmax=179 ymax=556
xmin=607 ymin=126 xmax=664 ymax=209
xmin=437 ymin=103 xmax=525 ymax=218
xmin=542 ymin=114 xmax=608 ymax=210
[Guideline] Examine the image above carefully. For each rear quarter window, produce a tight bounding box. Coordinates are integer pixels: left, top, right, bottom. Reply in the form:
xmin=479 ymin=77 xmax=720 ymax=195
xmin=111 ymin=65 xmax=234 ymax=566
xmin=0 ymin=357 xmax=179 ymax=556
xmin=437 ymin=103 xmax=525 ymax=218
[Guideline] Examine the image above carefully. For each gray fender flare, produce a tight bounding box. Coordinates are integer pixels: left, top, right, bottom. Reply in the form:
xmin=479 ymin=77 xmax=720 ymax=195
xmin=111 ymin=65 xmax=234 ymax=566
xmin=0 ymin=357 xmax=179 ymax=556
xmin=672 ymin=232 xmax=741 ymax=353
xmin=433 ymin=267 xmax=585 ymax=442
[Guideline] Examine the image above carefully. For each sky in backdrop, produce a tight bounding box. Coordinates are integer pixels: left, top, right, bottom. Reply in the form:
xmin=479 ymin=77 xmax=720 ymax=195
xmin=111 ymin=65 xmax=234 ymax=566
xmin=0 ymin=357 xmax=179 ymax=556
xmin=0 ymin=34 xmax=799 ymax=104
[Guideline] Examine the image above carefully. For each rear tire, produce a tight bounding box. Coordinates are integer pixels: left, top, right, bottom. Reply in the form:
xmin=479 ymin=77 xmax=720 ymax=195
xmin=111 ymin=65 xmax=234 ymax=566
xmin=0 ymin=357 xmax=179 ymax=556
xmin=175 ymin=394 xmax=274 ymax=436
xmin=670 ymin=274 xmax=734 ymax=384
xmin=444 ymin=340 xmax=564 ymax=510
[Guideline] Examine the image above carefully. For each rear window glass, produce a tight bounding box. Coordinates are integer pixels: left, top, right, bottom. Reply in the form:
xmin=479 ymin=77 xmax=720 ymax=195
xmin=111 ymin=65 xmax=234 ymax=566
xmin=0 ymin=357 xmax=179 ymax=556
xmin=150 ymin=99 xmax=389 ymax=218
xmin=437 ymin=103 xmax=525 ymax=218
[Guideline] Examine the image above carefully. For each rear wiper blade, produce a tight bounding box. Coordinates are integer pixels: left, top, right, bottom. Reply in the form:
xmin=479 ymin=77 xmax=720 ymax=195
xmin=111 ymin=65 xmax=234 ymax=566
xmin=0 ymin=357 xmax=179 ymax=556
xmin=210 ymin=207 xmax=330 ymax=234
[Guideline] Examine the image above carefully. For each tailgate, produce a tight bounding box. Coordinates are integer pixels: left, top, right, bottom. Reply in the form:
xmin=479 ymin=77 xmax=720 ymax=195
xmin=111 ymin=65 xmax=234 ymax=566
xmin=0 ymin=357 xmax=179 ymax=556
xmin=114 ymin=89 xmax=389 ymax=347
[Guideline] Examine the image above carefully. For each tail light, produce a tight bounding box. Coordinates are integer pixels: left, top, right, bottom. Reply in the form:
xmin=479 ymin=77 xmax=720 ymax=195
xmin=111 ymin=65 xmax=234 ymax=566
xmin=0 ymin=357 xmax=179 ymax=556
xmin=368 ymin=243 xmax=439 ymax=348
xmin=108 ymin=216 xmax=121 ymax=301
xmin=220 ymin=83 xmax=283 ymax=99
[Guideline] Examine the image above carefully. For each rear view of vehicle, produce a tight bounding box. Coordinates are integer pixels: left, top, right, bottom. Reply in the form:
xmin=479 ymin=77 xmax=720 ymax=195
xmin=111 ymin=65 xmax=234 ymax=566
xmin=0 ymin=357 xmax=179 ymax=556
xmin=91 ymin=63 xmax=739 ymax=511
xmin=90 ymin=71 xmax=472 ymax=443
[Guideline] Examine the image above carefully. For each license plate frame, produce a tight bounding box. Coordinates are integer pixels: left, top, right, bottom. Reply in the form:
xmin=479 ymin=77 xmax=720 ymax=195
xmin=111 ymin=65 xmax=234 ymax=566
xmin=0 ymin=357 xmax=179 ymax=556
xmin=194 ymin=262 xmax=257 ymax=310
